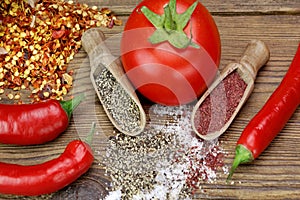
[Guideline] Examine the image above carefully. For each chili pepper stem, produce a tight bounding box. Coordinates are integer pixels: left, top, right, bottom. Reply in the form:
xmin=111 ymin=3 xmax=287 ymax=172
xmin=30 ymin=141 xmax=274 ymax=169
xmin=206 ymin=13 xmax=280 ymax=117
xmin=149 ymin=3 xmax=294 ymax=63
xmin=84 ymin=122 xmax=96 ymax=145
xmin=60 ymin=93 xmax=85 ymax=120
xmin=227 ymin=144 xmax=253 ymax=182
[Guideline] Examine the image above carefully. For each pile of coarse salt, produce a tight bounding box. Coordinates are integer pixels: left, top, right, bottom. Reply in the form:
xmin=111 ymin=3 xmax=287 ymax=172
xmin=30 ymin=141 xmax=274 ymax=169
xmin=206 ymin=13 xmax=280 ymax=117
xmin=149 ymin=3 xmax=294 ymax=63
xmin=105 ymin=104 xmax=228 ymax=200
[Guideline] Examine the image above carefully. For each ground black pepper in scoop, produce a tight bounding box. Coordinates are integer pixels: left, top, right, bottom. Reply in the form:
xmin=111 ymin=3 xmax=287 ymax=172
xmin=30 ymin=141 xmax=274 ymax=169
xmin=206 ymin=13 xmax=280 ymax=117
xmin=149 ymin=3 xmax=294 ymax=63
xmin=81 ymin=28 xmax=146 ymax=136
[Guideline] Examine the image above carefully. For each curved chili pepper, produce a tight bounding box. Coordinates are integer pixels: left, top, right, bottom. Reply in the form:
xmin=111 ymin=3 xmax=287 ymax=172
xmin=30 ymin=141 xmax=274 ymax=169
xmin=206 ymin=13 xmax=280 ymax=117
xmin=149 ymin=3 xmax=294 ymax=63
xmin=0 ymin=123 xmax=95 ymax=196
xmin=227 ymin=43 xmax=300 ymax=180
xmin=0 ymin=94 xmax=84 ymax=145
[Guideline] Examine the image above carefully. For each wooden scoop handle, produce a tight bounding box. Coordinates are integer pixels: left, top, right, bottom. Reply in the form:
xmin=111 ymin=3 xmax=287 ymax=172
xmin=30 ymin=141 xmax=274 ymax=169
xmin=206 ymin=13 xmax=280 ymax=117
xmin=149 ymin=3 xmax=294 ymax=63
xmin=239 ymin=39 xmax=270 ymax=80
xmin=81 ymin=29 xmax=115 ymax=72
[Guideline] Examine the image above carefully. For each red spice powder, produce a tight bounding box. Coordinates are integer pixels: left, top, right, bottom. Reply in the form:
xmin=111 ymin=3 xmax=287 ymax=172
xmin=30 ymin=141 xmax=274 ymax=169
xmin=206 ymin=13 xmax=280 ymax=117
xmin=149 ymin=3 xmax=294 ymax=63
xmin=194 ymin=70 xmax=247 ymax=135
xmin=184 ymin=144 xmax=225 ymax=192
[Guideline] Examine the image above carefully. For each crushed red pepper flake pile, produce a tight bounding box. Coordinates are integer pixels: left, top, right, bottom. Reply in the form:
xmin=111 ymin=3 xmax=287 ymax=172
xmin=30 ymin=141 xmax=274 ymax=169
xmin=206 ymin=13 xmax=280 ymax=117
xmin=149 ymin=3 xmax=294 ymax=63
xmin=0 ymin=0 xmax=121 ymax=103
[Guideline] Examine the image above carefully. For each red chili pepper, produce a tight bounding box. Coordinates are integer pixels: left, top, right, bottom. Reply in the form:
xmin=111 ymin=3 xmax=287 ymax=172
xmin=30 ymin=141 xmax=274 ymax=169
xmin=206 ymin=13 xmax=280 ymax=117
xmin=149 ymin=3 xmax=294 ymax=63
xmin=227 ymin=43 xmax=300 ymax=180
xmin=0 ymin=94 xmax=84 ymax=145
xmin=0 ymin=123 xmax=95 ymax=196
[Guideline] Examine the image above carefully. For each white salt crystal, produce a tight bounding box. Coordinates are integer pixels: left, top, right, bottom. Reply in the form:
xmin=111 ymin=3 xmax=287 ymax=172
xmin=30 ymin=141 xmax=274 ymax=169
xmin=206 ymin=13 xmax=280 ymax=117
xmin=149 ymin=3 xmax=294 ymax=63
xmin=104 ymin=189 xmax=122 ymax=200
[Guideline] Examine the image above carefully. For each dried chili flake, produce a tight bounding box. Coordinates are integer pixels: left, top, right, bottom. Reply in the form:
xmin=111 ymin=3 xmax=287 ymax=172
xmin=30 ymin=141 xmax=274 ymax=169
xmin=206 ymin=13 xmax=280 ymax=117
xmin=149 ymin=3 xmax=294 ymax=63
xmin=0 ymin=0 xmax=121 ymax=102
xmin=52 ymin=29 xmax=66 ymax=39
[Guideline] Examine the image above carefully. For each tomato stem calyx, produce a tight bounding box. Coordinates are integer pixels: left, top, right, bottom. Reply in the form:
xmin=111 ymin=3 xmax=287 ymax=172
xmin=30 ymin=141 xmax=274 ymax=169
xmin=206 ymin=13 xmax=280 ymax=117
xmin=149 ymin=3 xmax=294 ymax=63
xmin=141 ymin=0 xmax=199 ymax=49
xmin=227 ymin=144 xmax=254 ymax=182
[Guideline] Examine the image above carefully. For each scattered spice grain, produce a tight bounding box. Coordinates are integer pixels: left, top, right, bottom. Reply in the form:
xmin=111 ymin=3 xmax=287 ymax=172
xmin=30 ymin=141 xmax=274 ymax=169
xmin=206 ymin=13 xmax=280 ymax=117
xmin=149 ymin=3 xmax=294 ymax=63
xmin=194 ymin=70 xmax=247 ymax=135
xmin=104 ymin=105 xmax=228 ymax=200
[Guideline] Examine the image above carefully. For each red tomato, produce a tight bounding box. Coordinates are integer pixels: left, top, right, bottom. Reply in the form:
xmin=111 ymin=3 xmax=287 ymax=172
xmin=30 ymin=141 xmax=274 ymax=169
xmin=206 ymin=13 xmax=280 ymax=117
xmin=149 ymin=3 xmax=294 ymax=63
xmin=121 ymin=0 xmax=221 ymax=105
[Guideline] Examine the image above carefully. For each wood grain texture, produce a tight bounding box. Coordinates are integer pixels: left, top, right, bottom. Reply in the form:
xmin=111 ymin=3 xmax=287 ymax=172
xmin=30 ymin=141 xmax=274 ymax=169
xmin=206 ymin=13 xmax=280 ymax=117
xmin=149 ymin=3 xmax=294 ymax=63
xmin=0 ymin=0 xmax=300 ymax=199
xmin=79 ymin=0 xmax=300 ymax=15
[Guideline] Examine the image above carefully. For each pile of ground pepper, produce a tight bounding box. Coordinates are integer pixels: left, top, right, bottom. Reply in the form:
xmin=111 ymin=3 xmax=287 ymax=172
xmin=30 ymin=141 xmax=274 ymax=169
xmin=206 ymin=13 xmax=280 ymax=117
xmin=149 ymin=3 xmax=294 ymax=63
xmin=104 ymin=104 xmax=228 ymax=200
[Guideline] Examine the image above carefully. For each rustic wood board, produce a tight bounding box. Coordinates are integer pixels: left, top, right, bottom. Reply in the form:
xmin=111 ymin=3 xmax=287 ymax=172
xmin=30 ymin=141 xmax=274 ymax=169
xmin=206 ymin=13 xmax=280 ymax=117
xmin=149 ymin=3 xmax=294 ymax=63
xmin=83 ymin=0 xmax=300 ymax=15
xmin=0 ymin=0 xmax=300 ymax=199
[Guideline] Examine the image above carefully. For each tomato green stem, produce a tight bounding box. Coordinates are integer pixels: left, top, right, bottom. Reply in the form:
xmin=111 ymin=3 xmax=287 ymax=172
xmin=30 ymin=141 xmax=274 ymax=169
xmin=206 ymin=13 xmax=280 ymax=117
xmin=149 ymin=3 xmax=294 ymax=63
xmin=60 ymin=93 xmax=85 ymax=120
xmin=227 ymin=144 xmax=254 ymax=182
xmin=141 ymin=0 xmax=199 ymax=49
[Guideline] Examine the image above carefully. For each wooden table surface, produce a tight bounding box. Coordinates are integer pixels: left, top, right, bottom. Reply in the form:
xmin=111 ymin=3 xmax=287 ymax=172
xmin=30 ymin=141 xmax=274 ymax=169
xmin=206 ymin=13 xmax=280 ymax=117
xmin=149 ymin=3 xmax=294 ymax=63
xmin=1 ymin=0 xmax=300 ymax=199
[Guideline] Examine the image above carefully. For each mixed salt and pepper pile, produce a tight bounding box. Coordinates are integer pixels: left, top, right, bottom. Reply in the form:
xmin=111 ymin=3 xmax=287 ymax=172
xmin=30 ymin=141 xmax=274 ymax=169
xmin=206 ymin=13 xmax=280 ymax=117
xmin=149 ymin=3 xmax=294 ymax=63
xmin=103 ymin=104 xmax=228 ymax=200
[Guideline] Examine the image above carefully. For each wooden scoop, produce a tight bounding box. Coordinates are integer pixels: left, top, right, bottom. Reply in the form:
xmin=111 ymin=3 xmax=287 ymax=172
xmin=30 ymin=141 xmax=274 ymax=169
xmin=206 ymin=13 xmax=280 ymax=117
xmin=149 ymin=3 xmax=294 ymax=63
xmin=191 ymin=40 xmax=270 ymax=140
xmin=81 ymin=28 xmax=146 ymax=136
